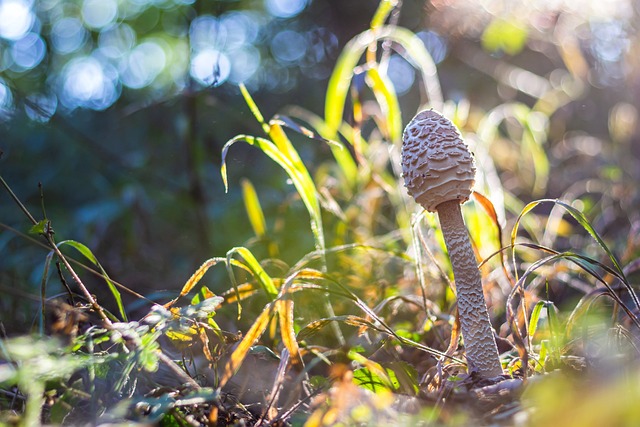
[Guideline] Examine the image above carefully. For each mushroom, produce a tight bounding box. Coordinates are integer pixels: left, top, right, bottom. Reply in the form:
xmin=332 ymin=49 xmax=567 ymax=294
xmin=402 ymin=109 xmax=503 ymax=378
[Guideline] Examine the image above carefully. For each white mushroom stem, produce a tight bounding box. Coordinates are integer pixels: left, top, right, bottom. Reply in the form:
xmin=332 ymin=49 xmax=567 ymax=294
xmin=436 ymin=199 xmax=503 ymax=377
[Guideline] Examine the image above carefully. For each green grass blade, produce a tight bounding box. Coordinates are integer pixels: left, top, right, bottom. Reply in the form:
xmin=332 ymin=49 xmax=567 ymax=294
xmin=221 ymin=135 xmax=325 ymax=258
xmin=553 ymin=200 xmax=627 ymax=281
xmin=39 ymin=252 xmax=55 ymax=335
xmin=511 ymin=199 xmax=638 ymax=310
xmin=370 ymin=0 xmax=398 ymax=30
xmin=510 ymin=199 xmax=550 ymax=280
xmin=226 ymin=246 xmax=278 ymax=299
xmin=545 ymin=301 xmax=562 ymax=363
xmin=478 ymin=103 xmax=549 ymax=195
xmin=379 ymin=27 xmax=443 ymax=110
xmin=324 ymin=25 xmax=442 ymax=185
xmin=277 ymin=107 xmax=358 ymax=188
xmin=239 ymin=83 xmax=269 ymax=135
xmin=522 ymin=114 xmax=550 ymax=196
xmin=239 ymin=84 xmax=302 ymax=169
xmin=240 ymin=178 xmax=267 ymax=238
xmin=366 ymin=66 xmax=402 ymax=144
xmin=528 ymin=300 xmax=546 ymax=342
xmin=508 ymin=247 xmax=640 ymax=330
xmin=326 ymin=26 xmax=442 ymax=138
xmin=57 ymin=240 xmax=127 ymax=321
xmin=239 ymin=85 xmax=313 ymax=188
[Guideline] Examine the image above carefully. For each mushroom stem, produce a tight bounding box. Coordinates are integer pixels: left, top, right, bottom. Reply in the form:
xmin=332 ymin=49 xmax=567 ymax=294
xmin=436 ymin=199 xmax=503 ymax=377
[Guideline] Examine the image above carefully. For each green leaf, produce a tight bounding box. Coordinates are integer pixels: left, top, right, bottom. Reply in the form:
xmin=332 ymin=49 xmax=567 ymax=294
xmin=353 ymin=367 xmax=391 ymax=393
xmin=348 ymin=349 xmax=393 ymax=390
xmin=57 ymin=240 xmax=127 ymax=321
xmin=29 ymin=219 xmax=49 ymax=235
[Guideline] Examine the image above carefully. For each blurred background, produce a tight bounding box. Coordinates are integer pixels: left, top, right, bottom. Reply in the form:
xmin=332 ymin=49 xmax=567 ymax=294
xmin=1 ymin=0 xmax=639 ymax=333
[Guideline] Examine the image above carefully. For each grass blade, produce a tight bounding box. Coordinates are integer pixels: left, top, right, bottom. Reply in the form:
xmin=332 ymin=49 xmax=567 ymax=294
xmin=39 ymin=252 xmax=55 ymax=335
xmin=324 ymin=25 xmax=442 ymax=184
xmin=226 ymin=246 xmax=278 ymax=299
xmin=511 ymin=199 xmax=638 ymax=311
xmin=163 ymin=258 xmax=225 ymax=309
xmin=221 ymin=134 xmax=325 ymax=260
xmin=326 ymin=26 xmax=442 ymax=137
xmin=366 ymin=67 xmax=402 ymax=144
xmin=239 ymin=83 xmax=269 ymax=135
xmin=241 ymin=178 xmax=267 ymax=238
xmin=478 ymin=103 xmax=549 ymax=195
xmin=57 ymin=240 xmax=127 ymax=321
xmin=218 ymin=302 xmax=276 ymax=390
xmin=370 ymin=0 xmax=398 ymax=30
xmin=276 ymin=298 xmax=304 ymax=370
xmin=528 ymin=300 xmax=546 ymax=342
xmin=553 ymin=200 xmax=627 ymax=281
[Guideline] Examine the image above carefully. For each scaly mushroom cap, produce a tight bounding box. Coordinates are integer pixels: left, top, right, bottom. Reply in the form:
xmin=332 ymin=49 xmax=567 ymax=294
xmin=401 ymin=109 xmax=476 ymax=212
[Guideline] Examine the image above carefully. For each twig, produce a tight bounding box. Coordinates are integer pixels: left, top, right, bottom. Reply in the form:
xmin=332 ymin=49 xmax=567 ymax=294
xmin=1 ymin=178 xmax=202 ymax=390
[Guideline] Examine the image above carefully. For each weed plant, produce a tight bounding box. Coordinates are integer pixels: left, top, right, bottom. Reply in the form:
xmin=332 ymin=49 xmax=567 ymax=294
xmin=2 ymin=1 xmax=640 ymax=426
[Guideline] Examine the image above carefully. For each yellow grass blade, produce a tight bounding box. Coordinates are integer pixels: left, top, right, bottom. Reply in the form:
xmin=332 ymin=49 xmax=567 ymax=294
xmin=276 ymin=298 xmax=304 ymax=370
xmin=163 ymin=258 xmax=225 ymax=309
xmin=218 ymin=303 xmax=275 ymax=389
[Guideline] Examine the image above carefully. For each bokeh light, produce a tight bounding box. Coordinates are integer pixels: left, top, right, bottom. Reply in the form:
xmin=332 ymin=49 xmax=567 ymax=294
xmin=190 ymin=15 xmax=226 ymax=51
xmin=417 ymin=31 xmax=448 ymax=64
xmin=265 ymin=0 xmax=310 ymax=19
xmin=24 ymin=92 xmax=58 ymax=122
xmin=81 ymin=0 xmax=118 ymax=30
xmin=51 ymin=17 xmax=89 ymax=54
xmin=271 ymin=30 xmax=306 ymax=64
xmin=190 ymin=49 xmax=230 ymax=86
xmin=385 ymin=54 xmax=415 ymax=95
xmin=222 ymin=11 xmax=261 ymax=49
xmin=11 ymin=32 xmax=46 ymax=70
xmin=0 ymin=0 xmax=342 ymax=114
xmin=120 ymin=41 xmax=167 ymax=89
xmin=0 ymin=0 xmax=34 ymax=41
xmin=98 ymin=24 xmax=137 ymax=59
xmin=0 ymin=78 xmax=14 ymax=120
xmin=59 ymin=56 xmax=120 ymax=110
xmin=228 ymin=45 xmax=261 ymax=83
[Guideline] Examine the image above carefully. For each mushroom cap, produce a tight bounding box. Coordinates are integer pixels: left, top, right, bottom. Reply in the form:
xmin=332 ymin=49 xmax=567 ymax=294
xmin=401 ymin=109 xmax=476 ymax=212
